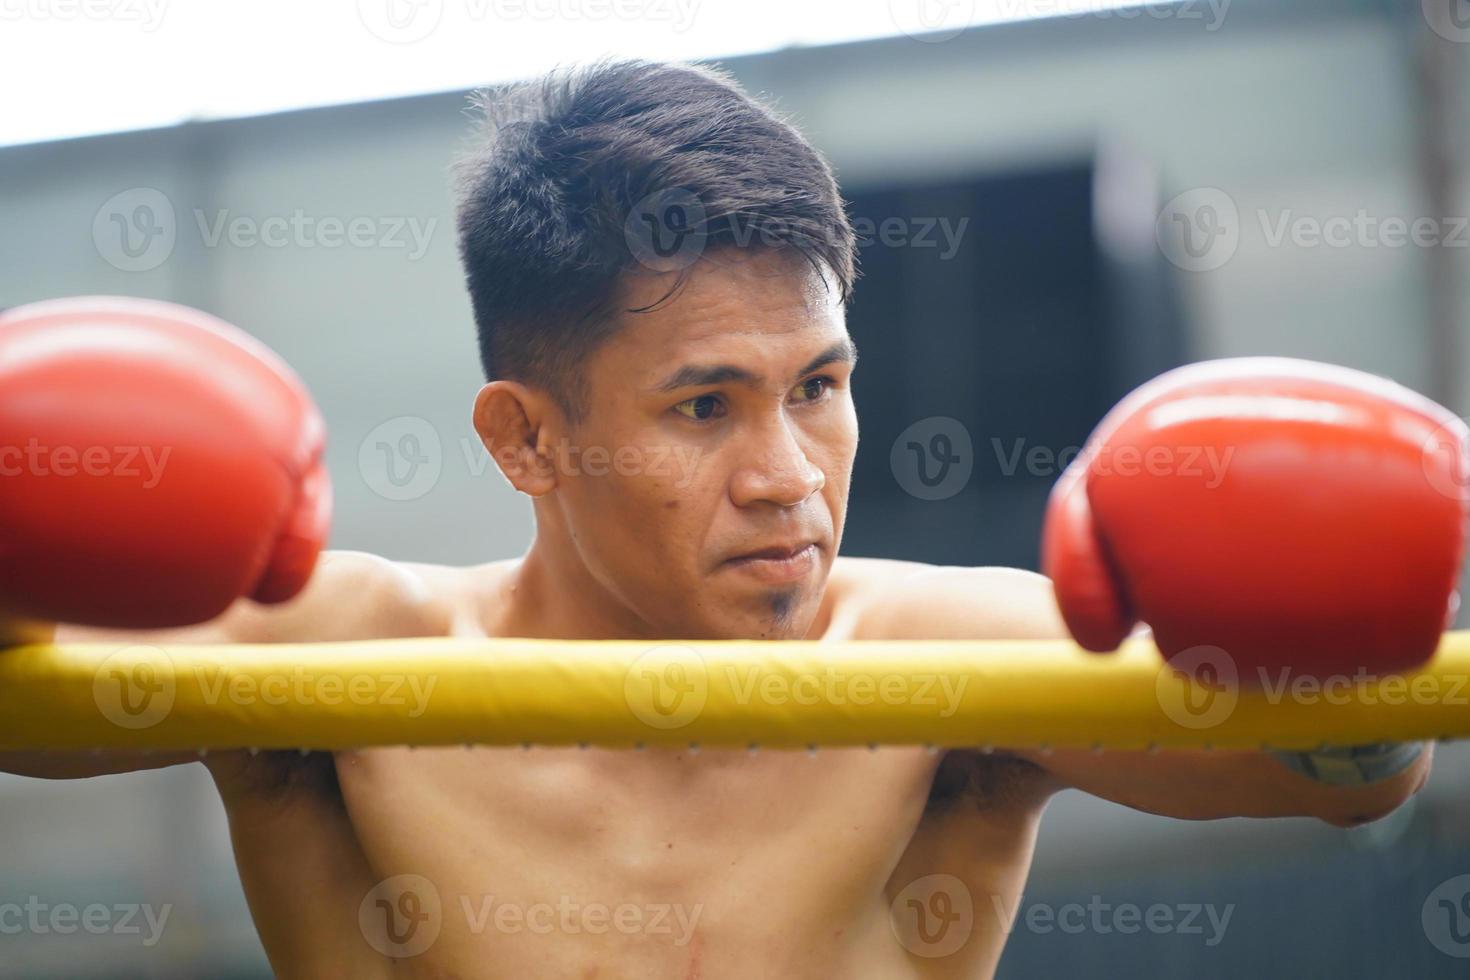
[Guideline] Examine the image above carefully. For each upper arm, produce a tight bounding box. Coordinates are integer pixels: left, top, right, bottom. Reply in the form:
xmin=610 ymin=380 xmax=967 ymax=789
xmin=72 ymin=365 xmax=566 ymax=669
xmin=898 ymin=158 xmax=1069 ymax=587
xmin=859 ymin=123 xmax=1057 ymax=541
xmin=55 ymin=549 xmax=438 ymax=646
xmin=4 ymin=550 xmax=437 ymax=779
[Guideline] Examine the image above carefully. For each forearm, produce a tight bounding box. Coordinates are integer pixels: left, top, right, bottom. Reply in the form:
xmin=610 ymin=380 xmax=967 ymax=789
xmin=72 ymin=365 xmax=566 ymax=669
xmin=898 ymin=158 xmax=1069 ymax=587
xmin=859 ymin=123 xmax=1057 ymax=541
xmin=1 ymin=616 xmax=214 ymax=778
xmin=0 ymin=748 xmax=203 ymax=780
xmin=3 ymin=605 xmax=250 ymax=780
xmin=1020 ymin=742 xmax=1432 ymax=825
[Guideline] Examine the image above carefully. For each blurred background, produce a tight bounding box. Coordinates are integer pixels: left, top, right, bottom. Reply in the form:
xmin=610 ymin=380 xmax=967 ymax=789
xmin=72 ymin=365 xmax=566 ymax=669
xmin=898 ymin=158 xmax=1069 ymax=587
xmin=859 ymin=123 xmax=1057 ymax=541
xmin=3 ymin=0 xmax=1470 ymax=975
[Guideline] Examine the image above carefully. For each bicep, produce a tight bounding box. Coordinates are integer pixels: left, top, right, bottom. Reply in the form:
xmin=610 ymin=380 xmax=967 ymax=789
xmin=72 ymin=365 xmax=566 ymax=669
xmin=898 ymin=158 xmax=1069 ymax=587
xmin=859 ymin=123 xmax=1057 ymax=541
xmin=53 ymin=549 xmax=417 ymax=646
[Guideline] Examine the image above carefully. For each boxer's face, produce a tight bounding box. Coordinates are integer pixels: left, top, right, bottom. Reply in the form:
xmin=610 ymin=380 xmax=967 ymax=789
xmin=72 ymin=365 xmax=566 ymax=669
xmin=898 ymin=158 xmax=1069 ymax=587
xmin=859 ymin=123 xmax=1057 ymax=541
xmin=553 ymin=249 xmax=857 ymax=640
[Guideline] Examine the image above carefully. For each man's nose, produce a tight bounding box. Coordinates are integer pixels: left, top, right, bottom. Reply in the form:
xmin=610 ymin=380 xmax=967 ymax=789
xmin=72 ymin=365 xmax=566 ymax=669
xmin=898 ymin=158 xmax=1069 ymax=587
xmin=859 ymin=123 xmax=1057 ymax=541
xmin=729 ymin=415 xmax=825 ymax=508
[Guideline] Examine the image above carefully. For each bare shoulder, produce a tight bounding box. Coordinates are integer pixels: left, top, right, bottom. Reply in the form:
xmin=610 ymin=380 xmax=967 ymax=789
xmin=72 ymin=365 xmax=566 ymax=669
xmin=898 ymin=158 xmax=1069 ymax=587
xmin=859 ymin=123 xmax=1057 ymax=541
xmin=833 ymin=556 xmax=1066 ymax=641
xmin=223 ymin=550 xmax=455 ymax=643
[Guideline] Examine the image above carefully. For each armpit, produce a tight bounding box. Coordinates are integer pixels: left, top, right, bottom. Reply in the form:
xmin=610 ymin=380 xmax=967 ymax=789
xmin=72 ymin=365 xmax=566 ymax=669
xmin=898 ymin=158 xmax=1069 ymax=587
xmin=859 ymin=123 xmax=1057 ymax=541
xmin=207 ymin=749 xmax=344 ymax=811
xmin=926 ymin=751 xmax=1048 ymax=813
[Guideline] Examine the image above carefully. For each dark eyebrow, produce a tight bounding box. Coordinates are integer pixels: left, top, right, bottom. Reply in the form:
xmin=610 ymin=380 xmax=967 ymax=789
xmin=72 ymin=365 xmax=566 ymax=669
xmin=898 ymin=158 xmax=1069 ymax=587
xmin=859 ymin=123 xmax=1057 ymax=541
xmin=649 ymin=337 xmax=859 ymax=394
xmin=799 ymin=337 xmax=859 ymax=379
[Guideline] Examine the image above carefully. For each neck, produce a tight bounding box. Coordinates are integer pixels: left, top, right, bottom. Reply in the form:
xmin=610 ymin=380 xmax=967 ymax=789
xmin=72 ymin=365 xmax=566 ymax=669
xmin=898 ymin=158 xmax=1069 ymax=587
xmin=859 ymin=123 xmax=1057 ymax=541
xmin=502 ymin=535 xmax=661 ymax=641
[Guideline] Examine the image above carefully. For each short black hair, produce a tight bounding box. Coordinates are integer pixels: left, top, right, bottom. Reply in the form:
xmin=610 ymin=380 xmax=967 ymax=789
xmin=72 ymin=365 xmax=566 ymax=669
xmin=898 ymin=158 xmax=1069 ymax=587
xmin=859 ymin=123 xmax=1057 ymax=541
xmin=453 ymin=58 xmax=857 ymax=422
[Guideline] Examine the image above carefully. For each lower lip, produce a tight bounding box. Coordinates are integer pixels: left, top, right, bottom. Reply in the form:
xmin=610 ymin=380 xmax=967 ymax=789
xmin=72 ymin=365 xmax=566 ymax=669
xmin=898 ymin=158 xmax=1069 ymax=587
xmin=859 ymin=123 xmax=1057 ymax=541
xmin=724 ymin=544 xmax=818 ymax=584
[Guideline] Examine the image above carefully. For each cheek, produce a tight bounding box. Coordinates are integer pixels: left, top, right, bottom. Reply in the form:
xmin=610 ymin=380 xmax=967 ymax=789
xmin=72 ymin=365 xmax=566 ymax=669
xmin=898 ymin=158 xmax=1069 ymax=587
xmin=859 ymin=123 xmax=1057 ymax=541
xmin=573 ymin=439 xmax=719 ymax=544
xmin=812 ymin=402 xmax=859 ymax=479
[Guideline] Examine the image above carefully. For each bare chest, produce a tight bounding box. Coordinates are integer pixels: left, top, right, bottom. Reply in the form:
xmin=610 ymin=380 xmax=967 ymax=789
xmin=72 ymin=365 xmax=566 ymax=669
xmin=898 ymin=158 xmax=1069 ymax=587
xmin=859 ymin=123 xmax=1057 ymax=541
xmin=330 ymin=745 xmax=939 ymax=975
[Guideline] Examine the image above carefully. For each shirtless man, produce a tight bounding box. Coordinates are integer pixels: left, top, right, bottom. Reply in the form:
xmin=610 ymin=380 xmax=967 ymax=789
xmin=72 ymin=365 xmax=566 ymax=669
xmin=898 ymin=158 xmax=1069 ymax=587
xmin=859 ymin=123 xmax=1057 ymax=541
xmin=0 ymin=60 xmax=1449 ymax=979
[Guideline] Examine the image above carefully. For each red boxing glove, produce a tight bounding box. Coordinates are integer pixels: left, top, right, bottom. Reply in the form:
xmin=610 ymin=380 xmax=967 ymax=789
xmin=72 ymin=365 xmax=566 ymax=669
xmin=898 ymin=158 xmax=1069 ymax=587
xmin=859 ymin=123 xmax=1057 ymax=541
xmin=1043 ymin=357 xmax=1469 ymax=678
xmin=0 ymin=296 xmax=331 ymax=629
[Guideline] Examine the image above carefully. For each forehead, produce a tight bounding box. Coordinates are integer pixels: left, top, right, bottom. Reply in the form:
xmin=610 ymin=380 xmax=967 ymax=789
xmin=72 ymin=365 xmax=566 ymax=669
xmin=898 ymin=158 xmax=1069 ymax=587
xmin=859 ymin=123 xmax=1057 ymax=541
xmin=601 ymin=250 xmax=847 ymax=371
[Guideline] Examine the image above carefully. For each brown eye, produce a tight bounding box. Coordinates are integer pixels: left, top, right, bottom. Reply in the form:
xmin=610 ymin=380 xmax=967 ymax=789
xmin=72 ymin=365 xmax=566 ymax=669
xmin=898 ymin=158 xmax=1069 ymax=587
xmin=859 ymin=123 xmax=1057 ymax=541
xmin=674 ymin=394 xmax=723 ymax=421
xmin=797 ymin=377 xmax=833 ymax=402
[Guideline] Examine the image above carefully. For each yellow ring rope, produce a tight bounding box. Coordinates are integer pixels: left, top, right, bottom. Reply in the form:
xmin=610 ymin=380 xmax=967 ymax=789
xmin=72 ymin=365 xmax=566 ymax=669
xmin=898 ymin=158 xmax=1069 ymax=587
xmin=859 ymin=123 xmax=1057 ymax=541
xmin=3 ymin=633 xmax=1469 ymax=752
